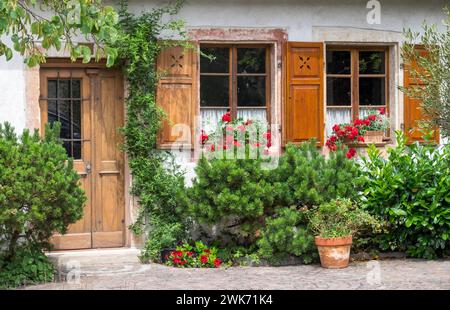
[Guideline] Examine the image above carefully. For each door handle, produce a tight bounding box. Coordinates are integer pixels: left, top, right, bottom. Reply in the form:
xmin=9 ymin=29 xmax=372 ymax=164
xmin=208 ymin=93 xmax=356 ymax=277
xmin=86 ymin=161 xmax=92 ymax=174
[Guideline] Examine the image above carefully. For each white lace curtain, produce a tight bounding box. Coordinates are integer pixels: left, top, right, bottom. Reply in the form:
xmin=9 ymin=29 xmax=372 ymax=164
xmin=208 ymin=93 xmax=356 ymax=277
xmin=201 ymin=108 xmax=267 ymax=132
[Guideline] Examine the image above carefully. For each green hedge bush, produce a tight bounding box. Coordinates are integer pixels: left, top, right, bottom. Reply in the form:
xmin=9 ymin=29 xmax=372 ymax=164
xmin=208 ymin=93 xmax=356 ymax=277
xmin=0 ymin=122 xmax=86 ymax=287
xmin=360 ymin=131 xmax=450 ymax=258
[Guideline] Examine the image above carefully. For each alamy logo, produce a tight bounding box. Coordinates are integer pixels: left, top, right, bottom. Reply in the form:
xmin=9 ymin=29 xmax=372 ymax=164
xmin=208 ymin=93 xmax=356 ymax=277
xmin=366 ymin=0 xmax=381 ymax=25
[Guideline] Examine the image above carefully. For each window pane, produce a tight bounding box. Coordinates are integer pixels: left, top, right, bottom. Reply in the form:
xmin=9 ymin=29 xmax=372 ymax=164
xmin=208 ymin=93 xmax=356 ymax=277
xmin=359 ymin=51 xmax=385 ymax=74
xmin=326 ymin=77 xmax=351 ymax=106
xmin=326 ymin=108 xmax=351 ymax=135
xmin=200 ymin=76 xmax=229 ymax=107
xmin=62 ymin=141 xmax=72 ymax=158
xmin=72 ymin=141 xmax=81 ymax=159
xmin=237 ymin=48 xmax=266 ymax=73
xmin=359 ymin=77 xmax=385 ymax=105
xmin=200 ymin=47 xmax=229 ymax=73
xmin=72 ymin=80 xmax=81 ymax=98
xmin=326 ymin=51 xmax=351 ymax=74
xmin=58 ymin=79 xmax=70 ymax=98
xmin=237 ymin=76 xmax=266 ymax=107
xmin=48 ymin=100 xmax=58 ymax=123
xmin=72 ymin=100 xmax=81 ymax=139
xmin=58 ymin=100 xmax=71 ymax=139
xmin=48 ymin=80 xmax=57 ymax=98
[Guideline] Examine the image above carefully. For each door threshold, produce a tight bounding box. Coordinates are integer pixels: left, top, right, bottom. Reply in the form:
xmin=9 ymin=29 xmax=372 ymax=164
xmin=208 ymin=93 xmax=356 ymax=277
xmin=46 ymin=247 xmax=140 ymax=257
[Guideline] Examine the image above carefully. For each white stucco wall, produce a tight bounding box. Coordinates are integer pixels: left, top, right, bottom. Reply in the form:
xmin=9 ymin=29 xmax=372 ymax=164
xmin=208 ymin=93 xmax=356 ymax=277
xmin=0 ymin=37 xmax=26 ymax=133
xmin=130 ymin=0 xmax=447 ymax=40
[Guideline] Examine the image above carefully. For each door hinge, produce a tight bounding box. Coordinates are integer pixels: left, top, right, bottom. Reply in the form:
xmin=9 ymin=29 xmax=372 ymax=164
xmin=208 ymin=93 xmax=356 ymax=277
xmin=85 ymin=161 xmax=92 ymax=174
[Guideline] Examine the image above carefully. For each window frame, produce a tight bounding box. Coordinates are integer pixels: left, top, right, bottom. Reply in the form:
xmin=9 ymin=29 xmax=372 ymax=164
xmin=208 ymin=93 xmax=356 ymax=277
xmin=325 ymin=45 xmax=389 ymax=122
xmin=199 ymin=43 xmax=271 ymax=122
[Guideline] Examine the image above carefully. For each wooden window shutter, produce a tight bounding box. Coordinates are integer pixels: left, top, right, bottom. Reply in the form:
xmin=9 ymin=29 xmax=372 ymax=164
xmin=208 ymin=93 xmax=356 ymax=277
xmin=285 ymin=42 xmax=324 ymax=146
xmin=403 ymin=45 xmax=439 ymax=143
xmin=156 ymin=44 xmax=198 ymax=148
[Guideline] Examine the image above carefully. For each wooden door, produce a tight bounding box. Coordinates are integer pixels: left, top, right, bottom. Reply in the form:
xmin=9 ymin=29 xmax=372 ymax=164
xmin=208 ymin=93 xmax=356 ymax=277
xmin=285 ymin=42 xmax=324 ymax=146
xmin=40 ymin=66 xmax=125 ymax=250
xmin=403 ymin=46 xmax=440 ymax=143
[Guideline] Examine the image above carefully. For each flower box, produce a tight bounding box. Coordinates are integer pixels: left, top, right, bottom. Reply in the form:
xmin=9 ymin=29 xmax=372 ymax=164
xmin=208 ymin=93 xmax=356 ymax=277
xmin=363 ymin=130 xmax=384 ymax=144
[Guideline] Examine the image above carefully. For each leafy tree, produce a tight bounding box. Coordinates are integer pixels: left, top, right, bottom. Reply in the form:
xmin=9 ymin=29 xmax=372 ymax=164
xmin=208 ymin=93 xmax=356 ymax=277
xmin=401 ymin=7 xmax=450 ymax=138
xmin=0 ymin=0 xmax=119 ymax=66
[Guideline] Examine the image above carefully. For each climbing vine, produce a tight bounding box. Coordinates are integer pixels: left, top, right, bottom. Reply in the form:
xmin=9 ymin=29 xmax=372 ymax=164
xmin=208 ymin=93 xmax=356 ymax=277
xmin=116 ymin=0 xmax=190 ymax=262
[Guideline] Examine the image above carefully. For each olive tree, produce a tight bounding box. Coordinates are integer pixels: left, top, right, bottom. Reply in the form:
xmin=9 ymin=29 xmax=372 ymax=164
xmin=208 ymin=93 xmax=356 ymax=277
xmin=401 ymin=7 xmax=450 ymax=138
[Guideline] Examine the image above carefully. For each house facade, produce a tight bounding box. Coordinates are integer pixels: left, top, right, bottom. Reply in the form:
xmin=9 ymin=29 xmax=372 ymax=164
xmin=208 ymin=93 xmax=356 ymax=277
xmin=0 ymin=0 xmax=447 ymax=250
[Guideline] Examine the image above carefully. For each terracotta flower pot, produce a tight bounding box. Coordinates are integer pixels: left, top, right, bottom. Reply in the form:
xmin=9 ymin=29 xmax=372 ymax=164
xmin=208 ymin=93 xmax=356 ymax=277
xmin=363 ymin=130 xmax=384 ymax=144
xmin=315 ymin=235 xmax=353 ymax=269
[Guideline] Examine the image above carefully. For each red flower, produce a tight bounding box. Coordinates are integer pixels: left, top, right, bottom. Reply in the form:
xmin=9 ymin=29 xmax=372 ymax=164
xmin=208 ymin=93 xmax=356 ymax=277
xmin=379 ymin=107 xmax=386 ymax=115
xmin=263 ymin=132 xmax=271 ymax=140
xmin=214 ymin=258 xmax=221 ymax=268
xmin=173 ymin=258 xmax=181 ymax=265
xmin=332 ymin=124 xmax=341 ymax=132
xmin=346 ymin=148 xmax=357 ymax=159
xmin=245 ymin=119 xmax=253 ymax=126
xmin=209 ymin=144 xmax=215 ymax=152
xmin=357 ymin=136 xmax=365 ymax=143
xmin=204 ymin=249 xmax=211 ymax=254
xmin=226 ymin=125 xmax=234 ymax=132
xmin=254 ymin=142 xmax=261 ymax=147
xmin=200 ymin=255 xmax=208 ymax=264
xmin=200 ymin=130 xmax=209 ymax=144
xmin=233 ymin=140 xmax=241 ymax=147
xmin=237 ymin=125 xmax=246 ymax=132
xmin=329 ymin=144 xmax=337 ymax=151
xmin=266 ymin=141 xmax=272 ymax=148
xmin=363 ymin=119 xmax=371 ymax=126
xmin=354 ymin=118 xmax=363 ymax=126
xmin=222 ymin=112 xmax=231 ymax=122
xmin=329 ymin=136 xmax=337 ymax=143
xmin=368 ymin=114 xmax=376 ymax=122
xmin=337 ymin=130 xmax=345 ymax=137
xmin=186 ymin=251 xmax=193 ymax=257
xmin=222 ymin=144 xmax=228 ymax=150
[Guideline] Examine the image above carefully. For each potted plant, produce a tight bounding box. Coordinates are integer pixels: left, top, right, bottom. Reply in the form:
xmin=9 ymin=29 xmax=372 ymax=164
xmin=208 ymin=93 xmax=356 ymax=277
xmin=357 ymin=108 xmax=389 ymax=143
xmin=308 ymin=199 xmax=377 ymax=269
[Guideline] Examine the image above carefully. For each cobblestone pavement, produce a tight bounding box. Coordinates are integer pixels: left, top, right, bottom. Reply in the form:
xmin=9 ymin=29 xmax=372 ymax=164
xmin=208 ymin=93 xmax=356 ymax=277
xmin=26 ymin=259 xmax=450 ymax=290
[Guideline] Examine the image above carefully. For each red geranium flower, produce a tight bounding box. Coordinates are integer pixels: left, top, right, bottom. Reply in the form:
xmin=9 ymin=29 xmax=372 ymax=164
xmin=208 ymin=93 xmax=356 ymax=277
xmin=263 ymin=132 xmax=271 ymax=140
xmin=379 ymin=107 xmax=386 ymax=115
xmin=329 ymin=144 xmax=337 ymax=151
xmin=186 ymin=251 xmax=193 ymax=257
xmin=346 ymin=148 xmax=357 ymax=159
xmin=204 ymin=249 xmax=211 ymax=254
xmin=357 ymin=136 xmax=365 ymax=143
xmin=329 ymin=136 xmax=337 ymax=143
xmin=200 ymin=255 xmax=208 ymax=264
xmin=233 ymin=140 xmax=241 ymax=147
xmin=200 ymin=130 xmax=209 ymax=144
xmin=173 ymin=258 xmax=181 ymax=265
xmin=337 ymin=130 xmax=345 ymax=137
xmin=209 ymin=144 xmax=215 ymax=152
xmin=368 ymin=114 xmax=376 ymax=122
xmin=214 ymin=258 xmax=221 ymax=268
xmin=354 ymin=118 xmax=363 ymax=126
xmin=363 ymin=119 xmax=371 ymax=126
xmin=245 ymin=119 xmax=253 ymax=126
xmin=332 ymin=124 xmax=340 ymax=132
xmin=222 ymin=112 xmax=231 ymax=122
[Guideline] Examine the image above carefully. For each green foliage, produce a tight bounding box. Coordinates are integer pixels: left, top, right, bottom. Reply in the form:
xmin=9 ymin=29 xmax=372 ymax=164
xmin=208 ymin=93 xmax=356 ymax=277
xmin=187 ymin=156 xmax=275 ymax=245
xmin=273 ymin=143 xmax=363 ymax=207
xmin=116 ymin=0 xmax=189 ymax=262
xmin=401 ymin=7 xmax=450 ymax=138
xmin=0 ymin=247 xmax=54 ymax=288
xmin=0 ymin=0 xmax=119 ymax=66
xmin=0 ymin=122 xmax=85 ymax=287
xmin=257 ymin=207 xmax=317 ymax=264
xmin=360 ymin=131 xmax=450 ymax=258
xmin=308 ymin=199 xmax=378 ymax=239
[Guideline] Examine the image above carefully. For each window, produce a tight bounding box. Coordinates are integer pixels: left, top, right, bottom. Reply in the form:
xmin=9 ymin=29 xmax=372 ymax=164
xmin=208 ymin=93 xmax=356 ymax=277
xmin=200 ymin=45 xmax=270 ymax=130
xmin=47 ymin=78 xmax=82 ymax=159
xmin=326 ymin=47 xmax=388 ymax=134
